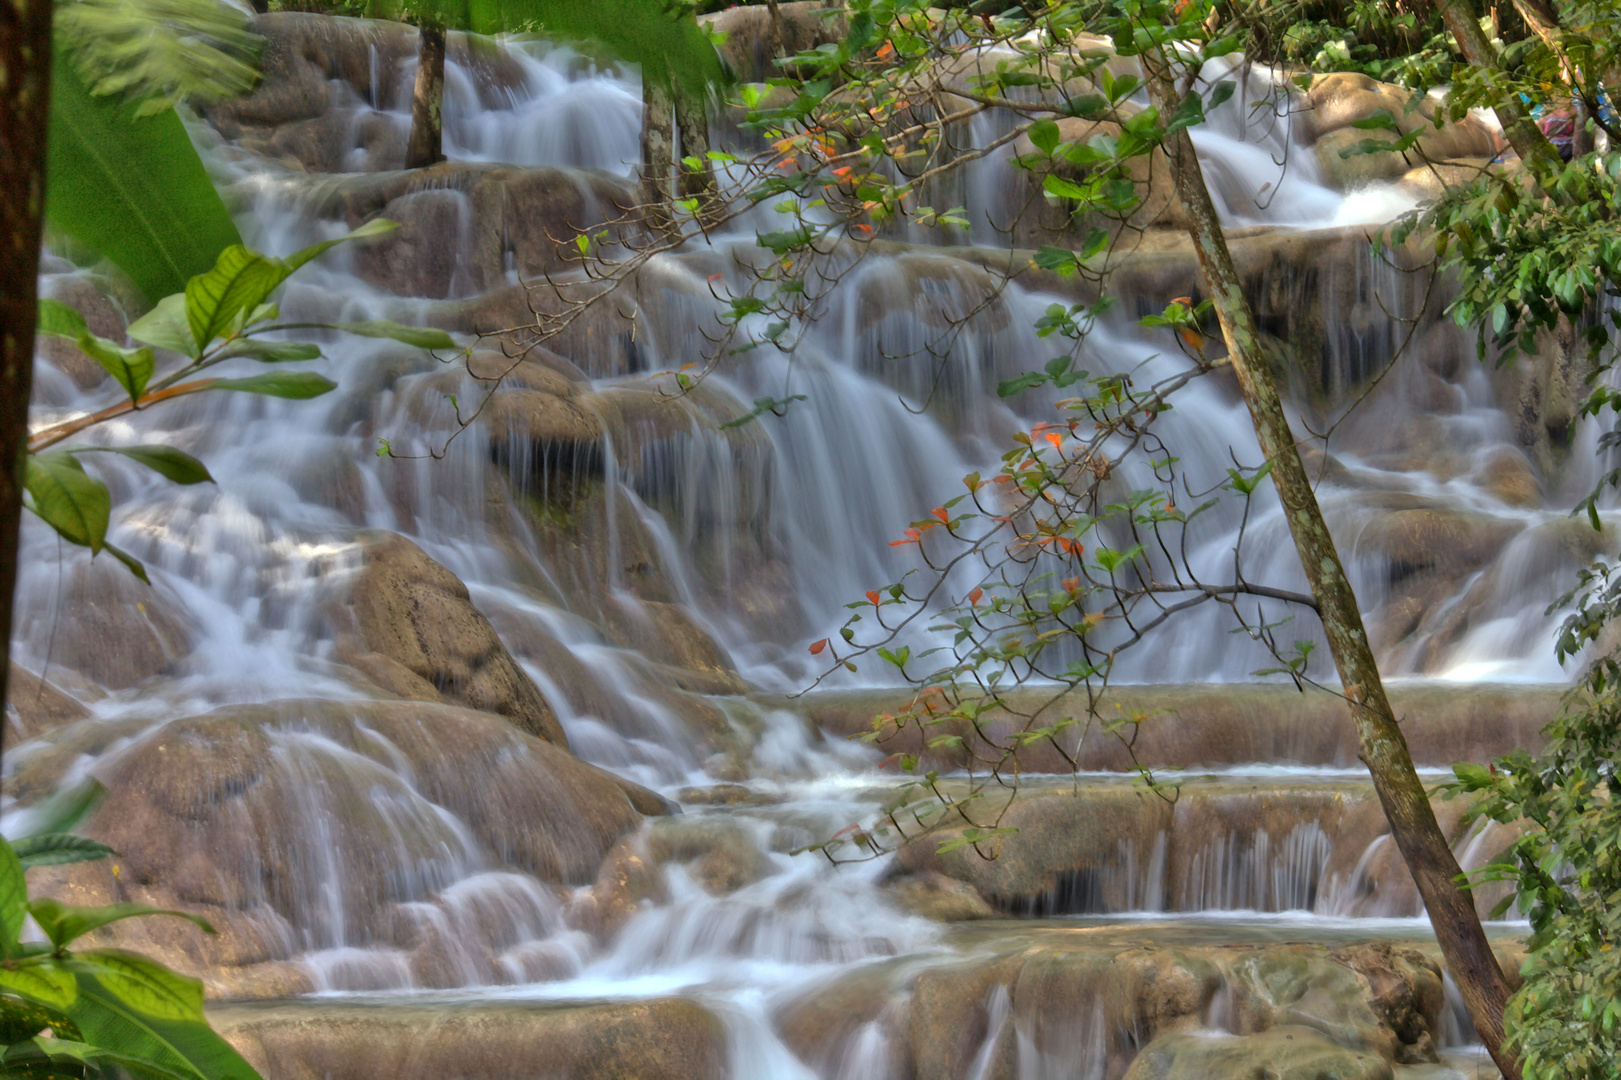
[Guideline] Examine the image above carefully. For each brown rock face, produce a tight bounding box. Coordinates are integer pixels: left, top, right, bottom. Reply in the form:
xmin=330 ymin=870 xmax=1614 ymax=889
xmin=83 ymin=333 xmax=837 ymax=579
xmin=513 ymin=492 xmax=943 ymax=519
xmin=22 ymin=699 xmax=644 ymax=994
xmin=883 ymin=871 xmax=995 ymax=921
xmin=16 ymin=559 xmax=195 ymax=690
xmin=336 ymin=532 xmax=567 ymax=746
xmin=203 ymin=14 xmax=527 ymax=173
xmin=1123 ymin=1025 xmax=1394 ymax=1080
xmin=700 ymin=1 xmax=848 ymax=83
xmin=37 ymin=274 xmax=126 ymax=393
xmin=212 ymin=999 xmax=727 ymax=1080
xmin=1304 ymin=73 xmax=1499 ymax=191
xmin=5 ymin=662 xmax=91 ymax=743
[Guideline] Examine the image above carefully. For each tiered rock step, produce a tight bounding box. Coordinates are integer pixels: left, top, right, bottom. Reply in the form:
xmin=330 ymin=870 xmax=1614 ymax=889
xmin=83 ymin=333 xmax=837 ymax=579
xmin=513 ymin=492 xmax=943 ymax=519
xmin=792 ymin=683 xmax=1558 ymax=772
xmin=210 ymin=997 xmax=726 ymax=1080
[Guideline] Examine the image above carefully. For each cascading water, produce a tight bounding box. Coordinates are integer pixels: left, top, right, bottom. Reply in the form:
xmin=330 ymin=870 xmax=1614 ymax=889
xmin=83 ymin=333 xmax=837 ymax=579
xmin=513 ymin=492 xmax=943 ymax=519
xmin=9 ymin=11 xmax=1570 ymax=1078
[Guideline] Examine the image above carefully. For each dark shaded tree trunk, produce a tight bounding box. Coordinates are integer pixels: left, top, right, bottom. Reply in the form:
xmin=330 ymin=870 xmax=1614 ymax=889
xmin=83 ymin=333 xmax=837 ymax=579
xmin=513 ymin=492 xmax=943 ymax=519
xmin=675 ymin=87 xmax=717 ymax=219
xmin=640 ymin=78 xmax=676 ymax=237
xmin=1142 ymin=55 xmax=1522 ymax=1080
xmin=405 ymin=22 xmax=446 ymax=170
xmin=0 ymin=0 xmax=50 ymax=763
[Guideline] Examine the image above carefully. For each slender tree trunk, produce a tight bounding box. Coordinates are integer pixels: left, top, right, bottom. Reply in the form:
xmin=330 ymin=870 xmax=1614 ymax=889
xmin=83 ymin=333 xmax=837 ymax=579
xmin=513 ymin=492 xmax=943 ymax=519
xmin=0 ymin=0 xmax=50 ymax=764
xmin=1142 ymin=56 xmax=1522 ymax=1080
xmin=405 ymin=22 xmax=446 ymax=170
xmin=675 ymin=86 xmax=717 ymax=219
xmin=640 ymin=78 xmax=676 ymax=237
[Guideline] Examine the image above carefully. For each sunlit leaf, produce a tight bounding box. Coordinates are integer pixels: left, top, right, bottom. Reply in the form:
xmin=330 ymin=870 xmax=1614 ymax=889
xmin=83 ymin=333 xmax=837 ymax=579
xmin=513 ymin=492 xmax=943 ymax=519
xmin=24 ymin=453 xmax=111 ymax=554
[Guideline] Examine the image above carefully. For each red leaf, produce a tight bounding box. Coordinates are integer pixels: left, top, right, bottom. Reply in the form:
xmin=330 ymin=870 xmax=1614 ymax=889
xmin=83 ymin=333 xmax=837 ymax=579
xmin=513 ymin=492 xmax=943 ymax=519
xmin=866 ymin=590 xmax=882 ymax=606
xmin=969 ymin=587 xmax=984 ymax=605
xmin=931 ymin=507 xmax=949 ymax=523
xmin=1061 ymin=577 xmax=1081 ymax=592
xmin=809 ymin=638 xmax=829 ymax=655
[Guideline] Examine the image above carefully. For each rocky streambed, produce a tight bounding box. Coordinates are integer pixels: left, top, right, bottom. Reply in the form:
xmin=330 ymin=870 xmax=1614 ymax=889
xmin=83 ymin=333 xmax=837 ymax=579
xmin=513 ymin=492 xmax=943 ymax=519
xmin=10 ymin=5 xmax=1576 ymax=1078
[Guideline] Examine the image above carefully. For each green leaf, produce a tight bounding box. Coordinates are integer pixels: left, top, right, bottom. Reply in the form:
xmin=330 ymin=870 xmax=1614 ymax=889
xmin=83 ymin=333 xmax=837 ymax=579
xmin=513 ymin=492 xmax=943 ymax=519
xmin=76 ymin=334 xmax=155 ymax=402
xmin=76 ymin=445 xmax=213 ymax=486
xmin=0 ymin=841 xmax=25 ymax=960
xmin=13 ymin=782 xmax=106 ymax=842
xmin=211 ymin=372 xmax=337 ymax=399
xmin=65 ymin=971 xmax=263 ymax=1080
xmin=0 ymin=964 xmax=78 ymax=1011
xmin=1027 ymin=117 xmax=1061 ymax=155
xmin=36 ymin=299 xmax=88 ymax=339
xmin=185 ymin=221 xmax=399 ymax=351
xmin=1042 ymin=174 xmax=1090 ymax=201
xmin=55 ymin=0 xmax=262 ymax=114
xmin=127 ymin=294 xmax=198 ymax=358
xmin=280 ymin=217 xmax=398 ymax=274
xmin=32 ymin=901 xmax=213 ymax=953
xmin=24 ymin=453 xmax=111 ymax=554
xmin=104 ymin=541 xmax=152 ymax=585
xmin=47 ymin=44 xmax=242 ymax=306
xmin=183 ymin=246 xmax=292 ymax=353
xmin=216 ymin=339 xmax=323 ymax=363
xmin=998 ymin=372 xmax=1050 ymax=397
xmin=11 ymin=834 xmax=117 ymax=871
xmin=70 ymin=951 xmax=201 ymax=1022
xmin=332 ymin=320 xmax=456 ymax=349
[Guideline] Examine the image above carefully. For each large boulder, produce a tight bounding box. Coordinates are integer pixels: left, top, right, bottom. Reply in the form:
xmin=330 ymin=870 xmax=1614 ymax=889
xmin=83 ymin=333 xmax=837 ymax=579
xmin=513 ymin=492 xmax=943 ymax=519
xmin=1304 ymin=73 xmax=1500 ymax=190
xmin=21 ymin=699 xmax=646 ymax=995
xmin=332 ymin=531 xmax=568 ymax=746
xmin=336 ymin=163 xmax=640 ymax=297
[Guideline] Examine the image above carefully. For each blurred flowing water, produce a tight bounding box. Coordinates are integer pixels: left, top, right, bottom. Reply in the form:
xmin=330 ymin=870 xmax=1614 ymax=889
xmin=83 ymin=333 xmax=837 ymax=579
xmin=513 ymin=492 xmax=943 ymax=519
xmin=13 ymin=26 xmax=1569 ymax=1076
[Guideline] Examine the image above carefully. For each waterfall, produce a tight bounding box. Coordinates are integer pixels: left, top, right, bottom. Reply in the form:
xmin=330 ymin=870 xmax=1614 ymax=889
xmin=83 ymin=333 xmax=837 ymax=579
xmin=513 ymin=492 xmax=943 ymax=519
xmin=15 ymin=14 xmax=1558 ymax=1079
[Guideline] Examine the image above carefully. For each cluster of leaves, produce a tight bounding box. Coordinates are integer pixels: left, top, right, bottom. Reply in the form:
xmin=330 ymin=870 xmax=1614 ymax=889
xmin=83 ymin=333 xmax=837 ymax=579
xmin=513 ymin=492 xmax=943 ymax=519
xmin=1445 ymin=564 xmax=1621 ymax=1079
xmin=0 ymin=784 xmax=261 ymax=1079
xmin=1387 ymin=0 xmax=1621 ymax=523
xmin=31 ymin=221 xmax=454 ymax=578
xmin=1228 ymin=0 xmax=1452 ymax=82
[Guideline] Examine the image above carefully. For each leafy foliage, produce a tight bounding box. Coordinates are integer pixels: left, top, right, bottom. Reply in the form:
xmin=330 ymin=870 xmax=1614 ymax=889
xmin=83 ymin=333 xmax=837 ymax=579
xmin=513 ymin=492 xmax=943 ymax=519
xmin=1446 ymin=564 xmax=1621 ymax=1079
xmin=0 ymin=783 xmax=263 ymax=1080
xmin=45 ymin=44 xmax=244 ymax=306
xmin=32 ymin=222 xmax=455 ymax=580
xmin=55 ymin=0 xmax=263 ymax=114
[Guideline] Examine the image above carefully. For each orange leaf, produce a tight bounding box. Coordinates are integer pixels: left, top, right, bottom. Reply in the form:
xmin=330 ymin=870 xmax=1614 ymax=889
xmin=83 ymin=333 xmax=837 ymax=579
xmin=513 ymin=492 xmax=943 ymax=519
xmin=1061 ymin=577 xmax=1081 ymax=592
xmin=969 ymin=587 xmax=984 ymax=605
xmin=809 ymin=638 xmax=829 ymax=655
xmin=854 ymin=223 xmax=874 ymax=235
xmin=1178 ymin=327 xmax=1205 ymax=352
xmin=931 ymin=507 xmax=949 ymax=523
xmin=866 ymin=590 xmax=882 ymax=606
xmin=1045 ymin=433 xmax=1063 ymax=451
xmin=877 ymin=40 xmax=895 ymax=58
xmin=889 ymin=527 xmax=922 ymax=547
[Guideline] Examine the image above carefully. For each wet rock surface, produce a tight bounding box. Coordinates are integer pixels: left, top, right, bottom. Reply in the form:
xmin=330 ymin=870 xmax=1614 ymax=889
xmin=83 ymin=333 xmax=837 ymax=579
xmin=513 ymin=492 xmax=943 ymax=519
xmin=212 ymin=998 xmax=728 ymax=1080
xmin=332 ymin=531 xmax=568 ymax=745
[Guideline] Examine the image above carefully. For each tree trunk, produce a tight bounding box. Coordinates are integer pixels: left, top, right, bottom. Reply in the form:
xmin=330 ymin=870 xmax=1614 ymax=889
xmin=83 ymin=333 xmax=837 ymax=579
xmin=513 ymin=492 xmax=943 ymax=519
xmin=405 ymin=22 xmax=446 ymax=170
xmin=1142 ymin=56 xmax=1522 ymax=1080
xmin=1433 ymin=0 xmax=1563 ymax=177
xmin=640 ymin=78 xmax=676 ymax=237
xmin=675 ymin=86 xmax=717 ymax=219
xmin=0 ymin=0 xmax=51 ymax=762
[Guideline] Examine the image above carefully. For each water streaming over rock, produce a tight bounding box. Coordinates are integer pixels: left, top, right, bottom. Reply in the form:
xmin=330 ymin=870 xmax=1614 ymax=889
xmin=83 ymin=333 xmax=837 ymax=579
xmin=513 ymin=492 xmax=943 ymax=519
xmin=11 ymin=11 xmax=1573 ymax=1077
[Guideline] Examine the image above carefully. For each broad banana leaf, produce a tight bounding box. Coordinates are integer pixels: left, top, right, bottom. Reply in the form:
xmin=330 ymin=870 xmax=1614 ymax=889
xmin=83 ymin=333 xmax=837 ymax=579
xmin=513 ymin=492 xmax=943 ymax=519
xmin=45 ymin=42 xmax=242 ymax=306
